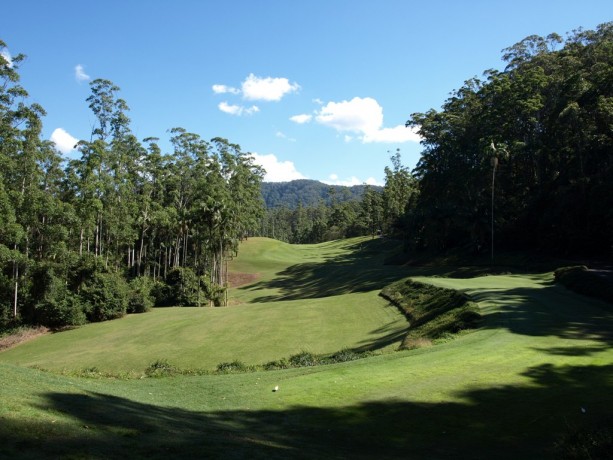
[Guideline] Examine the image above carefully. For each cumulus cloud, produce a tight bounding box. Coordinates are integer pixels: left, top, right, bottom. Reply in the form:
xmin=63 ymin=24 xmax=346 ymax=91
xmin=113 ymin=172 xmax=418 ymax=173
xmin=322 ymin=174 xmax=383 ymax=187
xmin=1 ymin=48 xmax=13 ymax=68
xmin=316 ymin=97 xmax=383 ymax=133
xmin=218 ymin=101 xmax=260 ymax=116
xmin=251 ymin=153 xmax=307 ymax=182
xmin=75 ymin=64 xmax=90 ymax=82
xmin=212 ymin=84 xmax=240 ymax=94
xmin=241 ymin=73 xmax=300 ymax=101
xmin=363 ymin=124 xmax=422 ymax=143
xmin=290 ymin=114 xmax=312 ymax=124
xmin=314 ymin=96 xmax=422 ymax=144
xmin=50 ymin=128 xmax=79 ymax=154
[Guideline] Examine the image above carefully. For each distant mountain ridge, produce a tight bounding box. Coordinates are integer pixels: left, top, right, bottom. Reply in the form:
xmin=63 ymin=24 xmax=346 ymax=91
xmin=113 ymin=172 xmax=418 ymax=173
xmin=261 ymin=179 xmax=381 ymax=209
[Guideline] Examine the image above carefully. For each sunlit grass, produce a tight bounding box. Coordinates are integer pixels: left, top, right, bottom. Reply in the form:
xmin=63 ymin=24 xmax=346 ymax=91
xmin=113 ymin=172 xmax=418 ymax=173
xmin=1 ymin=238 xmax=612 ymax=458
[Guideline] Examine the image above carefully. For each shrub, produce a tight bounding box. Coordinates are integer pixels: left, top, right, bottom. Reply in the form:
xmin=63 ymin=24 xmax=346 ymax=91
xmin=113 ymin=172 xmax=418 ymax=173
xmin=216 ymin=360 xmax=250 ymax=373
xmin=25 ymin=262 xmax=86 ymax=327
xmin=381 ymin=277 xmax=482 ymax=348
xmin=151 ymin=280 xmax=173 ymax=307
xmin=145 ymin=359 xmax=178 ymax=377
xmin=328 ymin=348 xmax=364 ymax=363
xmin=166 ymin=267 xmax=201 ymax=306
xmin=81 ymin=272 xmax=129 ymax=322
xmin=289 ymin=351 xmax=319 ymax=367
xmin=263 ymin=358 xmax=290 ymax=370
xmin=127 ymin=277 xmax=154 ymax=313
xmin=554 ymin=265 xmax=613 ymax=306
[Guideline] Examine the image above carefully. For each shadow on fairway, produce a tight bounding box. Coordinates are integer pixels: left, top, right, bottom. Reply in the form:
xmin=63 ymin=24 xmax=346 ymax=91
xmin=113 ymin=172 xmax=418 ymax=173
xmin=476 ymin=282 xmax=613 ymax=347
xmin=241 ymin=238 xmax=412 ymax=302
xmin=239 ymin=239 xmax=543 ymax=303
xmin=4 ymin=363 xmax=611 ymax=459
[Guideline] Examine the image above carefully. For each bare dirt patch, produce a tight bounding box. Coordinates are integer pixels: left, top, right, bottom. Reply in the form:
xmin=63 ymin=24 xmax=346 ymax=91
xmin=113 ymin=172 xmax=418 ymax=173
xmin=0 ymin=326 xmax=49 ymax=351
xmin=228 ymin=271 xmax=260 ymax=288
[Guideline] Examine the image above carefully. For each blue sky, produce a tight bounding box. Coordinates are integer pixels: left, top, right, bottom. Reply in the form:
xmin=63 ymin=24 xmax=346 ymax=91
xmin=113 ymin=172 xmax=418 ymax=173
xmin=2 ymin=1 xmax=611 ymax=185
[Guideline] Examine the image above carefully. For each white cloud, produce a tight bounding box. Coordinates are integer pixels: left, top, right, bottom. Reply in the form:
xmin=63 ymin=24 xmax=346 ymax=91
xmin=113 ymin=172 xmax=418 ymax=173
xmin=290 ymin=114 xmax=312 ymax=124
xmin=1 ymin=48 xmax=13 ymax=68
xmin=313 ymin=98 xmax=324 ymax=105
xmin=251 ymin=153 xmax=307 ymax=182
xmin=212 ymin=84 xmax=240 ymax=94
xmin=241 ymin=73 xmax=300 ymax=101
xmin=362 ymin=124 xmax=422 ymax=143
xmin=75 ymin=64 xmax=90 ymax=82
xmin=50 ymin=128 xmax=79 ymax=154
xmin=316 ymin=97 xmax=382 ymax=133
xmin=314 ymin=96 xmax=422 ymax=144
xmin=218 ymin=101 xmax=260 ymax=116
xmin=322 ymin=174 xmax=383 ymax=187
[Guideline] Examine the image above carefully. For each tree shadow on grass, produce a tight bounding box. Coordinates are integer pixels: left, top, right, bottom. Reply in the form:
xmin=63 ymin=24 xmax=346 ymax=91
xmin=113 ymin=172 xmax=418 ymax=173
xmin=2 ymin=362 xmax=611 ymax=459
xmin=241 ymin=238 xmax=412 ymax=302
xmin=238 ymin=239 xmax=551 ymax=304
xmin=475 ymin=282 xmax=613 ymax=348
xmin=352 ymin=317 xmax=410 ymax=353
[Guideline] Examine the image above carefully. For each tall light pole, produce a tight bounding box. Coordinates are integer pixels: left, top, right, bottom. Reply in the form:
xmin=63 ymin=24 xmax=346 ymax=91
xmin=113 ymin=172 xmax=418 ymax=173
xmin=490 ymin=143 xmax=498 ymax=264
xmin=489 ymin=141 xmax=507 ymax=264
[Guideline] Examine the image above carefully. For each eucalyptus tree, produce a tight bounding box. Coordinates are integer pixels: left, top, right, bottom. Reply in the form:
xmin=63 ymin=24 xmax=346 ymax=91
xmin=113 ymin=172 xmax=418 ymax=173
xmin=404 ymin=22 xmax=613 ymax=256
xmin=382 ymin=149 xmax=417 ymax=238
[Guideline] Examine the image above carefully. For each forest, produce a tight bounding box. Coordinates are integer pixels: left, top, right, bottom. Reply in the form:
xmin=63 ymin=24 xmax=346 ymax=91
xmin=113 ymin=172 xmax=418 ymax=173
xmin=1 ymin=21 xmax=612 ymax=330
xmin=403 ymin=23 xmax=612 ymax=257
xmin=0 ymin=44 xmax=265 ymax=327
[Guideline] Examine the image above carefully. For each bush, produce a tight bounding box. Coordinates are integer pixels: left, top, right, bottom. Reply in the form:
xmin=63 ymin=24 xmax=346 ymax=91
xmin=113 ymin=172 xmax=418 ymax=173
xmin=263 ymin=358 xmax=290 ymax=370
xmin=327 ymin=348 xmax=364 ymax=363
xmin=127 ymin=277 xmax=154 ymax=313
xmin=151 ymin=280 xmax=173 ymax=307
xmin=289 ymin=351 xmax=319 ymax=367
xmin=81 ymin=272 xmax=129 ymax=322
xmin=381 ymin=277 xmax=482 ymax=348
xmin=24 ymin=262 xmax=85 ymax=327
xmin=35 ymin=285 xmax=86 ymax=327
xmin=554 ymin=265 xmax=613 ymax=306
xmin=145 ymin=359 xmax=178 ymax=377
xmin=166 ymin=267 xmax=201 ymax=306
xmin=216 ymin=360 xmax=250 ymax=373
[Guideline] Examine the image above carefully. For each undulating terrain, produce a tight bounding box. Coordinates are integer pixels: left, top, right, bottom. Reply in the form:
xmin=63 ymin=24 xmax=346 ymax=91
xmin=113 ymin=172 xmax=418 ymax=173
xmin=1 ymin=237 xmax=611 ymax=459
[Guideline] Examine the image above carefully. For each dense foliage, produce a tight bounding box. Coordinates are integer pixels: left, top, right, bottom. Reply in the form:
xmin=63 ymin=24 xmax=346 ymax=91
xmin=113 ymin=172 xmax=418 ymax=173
xmin=402 ymin=23 xmax=612 ymax=257
xmin=380 ymin=278 xmax=481 ymax=348
xmin=0 ymin=40 xmax=264 ymax=328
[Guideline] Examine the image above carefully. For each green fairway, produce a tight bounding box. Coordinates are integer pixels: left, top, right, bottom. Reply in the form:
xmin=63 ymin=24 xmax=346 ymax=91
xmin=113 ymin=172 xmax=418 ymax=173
xmin=1 ymin=237 xmax=612 ymax=459
xmin=0 ymin=237 xmax=410 ymax=373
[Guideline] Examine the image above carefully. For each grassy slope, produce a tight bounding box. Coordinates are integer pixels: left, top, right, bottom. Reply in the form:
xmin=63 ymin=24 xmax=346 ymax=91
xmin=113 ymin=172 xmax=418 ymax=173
xmin=0 ymin=237 xmax=409 ymax=372
xmin=0 ymin=238 xmax=612 ymax=459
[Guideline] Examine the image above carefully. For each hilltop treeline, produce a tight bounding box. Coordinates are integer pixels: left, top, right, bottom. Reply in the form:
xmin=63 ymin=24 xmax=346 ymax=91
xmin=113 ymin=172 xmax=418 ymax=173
xmin=399 ymin=23 xmax=612 ymax=257
xmin=256 ymin=151 xmax=414 ymax=243
xmin=0 ymin=44 xmax=264 ymax=328
xmin=261 ymin=180 xmax=378 ymax=208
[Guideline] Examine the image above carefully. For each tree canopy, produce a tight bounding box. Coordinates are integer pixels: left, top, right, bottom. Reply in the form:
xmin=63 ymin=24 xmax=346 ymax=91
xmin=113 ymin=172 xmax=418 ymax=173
xmin=0 ymin=46 xmax=265 ymax=328
xmin=402 ymin=23 xmax=612 ymax=257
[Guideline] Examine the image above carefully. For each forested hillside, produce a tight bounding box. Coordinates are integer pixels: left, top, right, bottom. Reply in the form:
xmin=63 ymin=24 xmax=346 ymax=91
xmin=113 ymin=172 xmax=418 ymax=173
xmin=261 ymin=180 xmax=379 ymax=208
xmin=401 ymin=23 xmax=612 ymax=258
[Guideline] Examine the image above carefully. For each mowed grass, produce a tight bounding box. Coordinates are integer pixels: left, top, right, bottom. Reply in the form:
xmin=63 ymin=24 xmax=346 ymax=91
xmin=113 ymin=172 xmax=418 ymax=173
xmin=0 ymin=237 xmax=409 ymax=373
xmin=0 ymin=238 xmax=612 ymax=459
